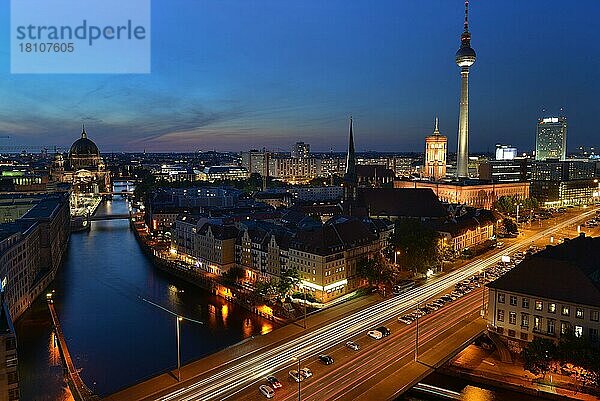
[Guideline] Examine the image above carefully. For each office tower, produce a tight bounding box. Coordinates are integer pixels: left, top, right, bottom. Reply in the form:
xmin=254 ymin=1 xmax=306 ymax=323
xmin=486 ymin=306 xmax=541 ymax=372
xmin=536 ymin=116 xmax=567 ymax=161
xmin=291 ymin=142 xmax=310 ymax=158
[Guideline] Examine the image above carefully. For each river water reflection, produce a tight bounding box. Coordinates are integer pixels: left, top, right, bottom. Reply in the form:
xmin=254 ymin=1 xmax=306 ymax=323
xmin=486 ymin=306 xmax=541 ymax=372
xmin=16 ymin=197 xmax=275 ymax=399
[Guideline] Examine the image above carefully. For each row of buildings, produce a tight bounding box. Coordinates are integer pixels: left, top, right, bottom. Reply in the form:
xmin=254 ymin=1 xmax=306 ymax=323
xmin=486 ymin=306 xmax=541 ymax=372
xmin=0 ymin=192 xmax=71 ymax=401
xmin=171 ymin=214 xmax=393 ymax=303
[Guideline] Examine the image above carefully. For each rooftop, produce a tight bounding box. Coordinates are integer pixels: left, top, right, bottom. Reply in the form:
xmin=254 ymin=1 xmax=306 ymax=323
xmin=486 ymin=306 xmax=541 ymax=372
xmin=357 ymin=188 xmax=448 ymax=219
xmin=487 ymin=235 xmax=600 ymax=307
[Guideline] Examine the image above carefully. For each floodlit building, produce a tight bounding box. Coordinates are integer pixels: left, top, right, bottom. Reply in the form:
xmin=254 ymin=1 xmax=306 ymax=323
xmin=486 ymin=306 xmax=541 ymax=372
xmin=424 ymin=117 xmax=448 ymax=181
xmin=199 ymin=166 xmax=249 ymax=182
xmin=495 ymin=144 xmax=517 ymax=161
xmin=535 ymin=117 xmax=567 ymax=161
xmin=50 ymin=126 xmax=111 ymax=194
xmin=394 ymin=180 xmax=530 ymax=210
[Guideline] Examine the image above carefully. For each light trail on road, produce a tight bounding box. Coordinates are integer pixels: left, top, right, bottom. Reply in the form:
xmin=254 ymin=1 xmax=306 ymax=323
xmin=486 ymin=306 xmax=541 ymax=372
xmin=156 ymin=208 xmax=597 ymax=401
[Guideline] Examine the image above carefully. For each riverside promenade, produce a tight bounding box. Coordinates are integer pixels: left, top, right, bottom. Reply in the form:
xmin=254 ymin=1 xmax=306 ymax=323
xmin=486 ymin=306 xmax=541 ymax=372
xmin=47 ymin=299 xmax=99 ymax=401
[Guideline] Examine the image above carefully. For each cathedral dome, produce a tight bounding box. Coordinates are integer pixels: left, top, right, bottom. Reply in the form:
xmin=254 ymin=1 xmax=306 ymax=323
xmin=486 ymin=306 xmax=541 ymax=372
xmin=69 ymin=126 xmax=99 ymax=157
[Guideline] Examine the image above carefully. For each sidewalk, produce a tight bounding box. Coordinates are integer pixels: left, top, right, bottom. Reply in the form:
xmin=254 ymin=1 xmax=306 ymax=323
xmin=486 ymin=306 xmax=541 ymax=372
xmin=445 ymin=344 xmax=600 ymax=401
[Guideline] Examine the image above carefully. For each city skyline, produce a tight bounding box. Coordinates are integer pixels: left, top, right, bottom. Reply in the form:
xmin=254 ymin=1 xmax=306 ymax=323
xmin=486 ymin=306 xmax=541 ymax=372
xmin=1 ymin=1 xmax=599 ymax=153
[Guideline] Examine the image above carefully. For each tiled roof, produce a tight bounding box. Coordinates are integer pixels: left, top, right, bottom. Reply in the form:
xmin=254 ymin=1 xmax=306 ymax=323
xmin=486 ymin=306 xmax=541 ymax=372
xmin=487 ymin=235 xmax=600 ymax=307
xmin=357 ymin=188 xmax=448 ymax=218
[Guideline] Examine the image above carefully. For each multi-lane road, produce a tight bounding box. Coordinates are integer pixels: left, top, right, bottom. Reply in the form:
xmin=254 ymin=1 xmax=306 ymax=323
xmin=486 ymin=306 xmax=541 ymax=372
xmin=146 ymin=207 xmax=597 ymax=401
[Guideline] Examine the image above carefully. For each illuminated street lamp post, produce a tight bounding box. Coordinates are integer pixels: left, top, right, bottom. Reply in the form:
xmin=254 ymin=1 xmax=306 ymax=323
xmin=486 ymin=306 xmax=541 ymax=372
xmin=176 ymin=316 xmax=183 ymax=381
xmin=140 ymin=297 xmax=203 ymax=382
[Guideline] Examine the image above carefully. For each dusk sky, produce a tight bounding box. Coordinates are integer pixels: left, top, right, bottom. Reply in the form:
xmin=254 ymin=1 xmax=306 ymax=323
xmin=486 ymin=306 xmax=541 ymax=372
xmin=0 ymin=0 xmax=599 ymax=153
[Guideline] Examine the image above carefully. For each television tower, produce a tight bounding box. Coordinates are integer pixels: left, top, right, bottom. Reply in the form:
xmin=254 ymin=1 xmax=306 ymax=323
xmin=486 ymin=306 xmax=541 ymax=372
xmin=455 ymin=0 xmax=476 ymax=178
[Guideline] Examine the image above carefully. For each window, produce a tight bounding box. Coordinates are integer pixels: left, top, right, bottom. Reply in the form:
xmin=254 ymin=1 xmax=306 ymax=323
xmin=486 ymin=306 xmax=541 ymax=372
xmin=575 ymin=325 xmax=583 ymax=338
xmin=576 ymin=308 xmax=584 ymax=319
xmin=522 ymin=298 xmax=529 ymax=309
xmin=521 ymin=313 xmax=529 ymax=328
xmin=561 ymin=306 xmax=570 ymax=316
xmin=509 ymin=295 xmax=517 ymax=306
xmin=509 ymin=312 xmax=516 ymax=325
xmin=590 ymin=328 xmax=599 ymax=342
xmin=561 ymin=321 xmax=571 ymax=335
xmin=498 ymin=293 xmax=505 ymax=303
xmin=535 ymin=300 xmax=543 ymax=311
xmin=547 ymin=319 xmax=555 ymax=335
xmin=508 ymin=329 xmax=516 ymax=337
xmin=548 ymin=303 xmax=556 ymax=313
xmin=520 ymin=332 xmax=529 ymax=341
xmin=533 ymin=316 xmax=542 ymax=331
xmin=591 ymin=310 xmax=599 ymax=322
xmin=497 ymin=309 xmax=505 ymax=322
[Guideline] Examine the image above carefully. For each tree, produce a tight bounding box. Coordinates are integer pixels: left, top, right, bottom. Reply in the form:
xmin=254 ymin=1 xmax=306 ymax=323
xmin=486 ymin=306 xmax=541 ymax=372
xmin=222 ymin=266 xmax=245 ymax=285
xmin=522 ymin=337 xmax=557 ymax=378
xmin=278 ymin=267 xmax=300 ymax=297
xmin=494 ymin=196 xmax=539 ymax=214
xmin=357 ymin=257 xmax=379 ymax=286
xmin=388 ymin=220 xmax=441 ymax=274
xmin=502 ymin=218 xmax=518 ymax=234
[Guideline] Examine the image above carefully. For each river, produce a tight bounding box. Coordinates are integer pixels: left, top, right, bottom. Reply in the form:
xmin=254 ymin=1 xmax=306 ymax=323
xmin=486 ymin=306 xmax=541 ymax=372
xmin=16 ymin=195 xmax=275 ymax=399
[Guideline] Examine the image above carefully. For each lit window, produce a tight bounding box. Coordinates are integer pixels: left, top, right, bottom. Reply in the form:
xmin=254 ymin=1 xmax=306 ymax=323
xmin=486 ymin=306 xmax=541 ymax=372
xmin=548 ymin=303 xmax=556 ymax=313
xmin=535 ymin=300 xmax=543 ymax=311
xmin=575 ymin=325 xmax=583 ymax=338
xmin=576 ymin=308 xmax=584 ymax=319
xmin=562 ymin=306 xmax=570 ymax=316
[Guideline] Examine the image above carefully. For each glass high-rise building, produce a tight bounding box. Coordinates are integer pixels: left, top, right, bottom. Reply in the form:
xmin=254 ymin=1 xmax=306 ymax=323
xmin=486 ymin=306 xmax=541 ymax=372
xmin=535 ymin=117 xmax=567 ymax=161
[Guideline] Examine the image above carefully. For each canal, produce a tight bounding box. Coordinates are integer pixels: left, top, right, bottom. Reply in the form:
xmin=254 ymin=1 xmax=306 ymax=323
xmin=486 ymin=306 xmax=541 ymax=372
xmin=16 ymin=196 xmax=276 ymax=400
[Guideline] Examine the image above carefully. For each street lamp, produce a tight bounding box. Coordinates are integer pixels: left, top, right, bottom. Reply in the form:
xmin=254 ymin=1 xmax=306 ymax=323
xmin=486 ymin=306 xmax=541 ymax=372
xmin=139 ymin=297 xmax=203 ymax=382
xmin=176 ymin=316 xmax=183 ymax=381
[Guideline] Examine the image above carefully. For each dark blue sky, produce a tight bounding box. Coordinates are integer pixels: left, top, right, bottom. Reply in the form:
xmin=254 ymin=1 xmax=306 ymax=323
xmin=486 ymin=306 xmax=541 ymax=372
xmin=1 ymin=0 xmax=599 ymax=153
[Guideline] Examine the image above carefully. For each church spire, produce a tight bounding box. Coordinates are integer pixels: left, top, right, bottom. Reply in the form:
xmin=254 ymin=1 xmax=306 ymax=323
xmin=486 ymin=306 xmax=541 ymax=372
xmin=343 ymin=116 xmax=357 ymax=201
xmin=433 ymin=116 xmax=440 ymax=135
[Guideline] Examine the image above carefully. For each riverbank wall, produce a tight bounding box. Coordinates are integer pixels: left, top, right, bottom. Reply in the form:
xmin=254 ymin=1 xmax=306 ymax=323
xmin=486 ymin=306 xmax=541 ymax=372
xmin=130 ymin=220 xmax=284 ymax=324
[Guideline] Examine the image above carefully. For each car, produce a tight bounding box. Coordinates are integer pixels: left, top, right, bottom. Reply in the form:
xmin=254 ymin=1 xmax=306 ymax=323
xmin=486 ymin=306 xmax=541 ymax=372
xmin=300 ymin=367 xmax=312 ymax=379
xmin=319 ymin=354 xmax=334 ymax=365
xmin=267 ymin=376 xmax=282 ymax=389
xmin=346 ymin=341 xmax=360 ymax=351
xmin=398 ymin=316 xmax=413 ymax=324
xmin=289 ymin=370 xmax=303 ymax=382
xmin=259 ymin=384 xmax=275 ymax=399
xmin=367 ymin=330 xmax=383 ymax=340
